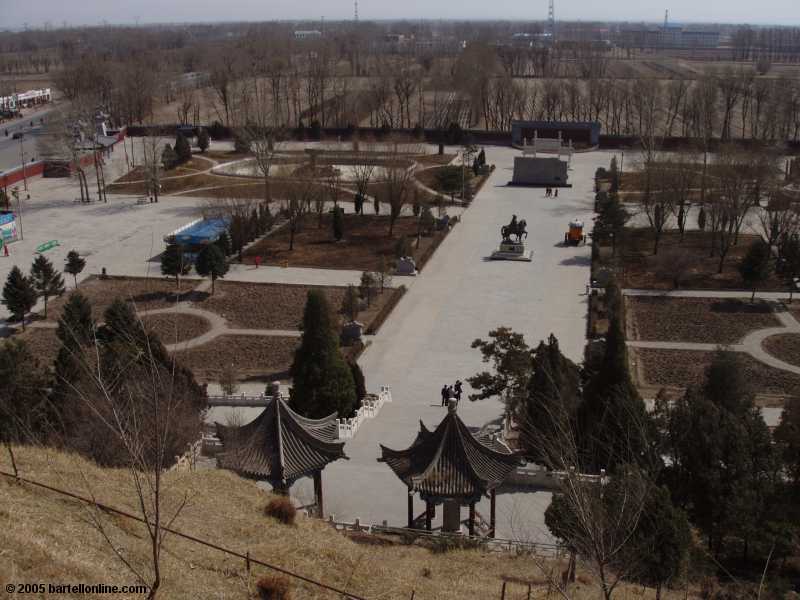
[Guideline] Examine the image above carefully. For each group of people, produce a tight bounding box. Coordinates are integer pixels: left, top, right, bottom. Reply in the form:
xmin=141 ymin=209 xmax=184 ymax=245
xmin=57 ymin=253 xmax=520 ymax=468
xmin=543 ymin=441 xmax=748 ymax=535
xmin=440 ymin=380 xmax=463 ymax=406
xmin=544 ymin=187 xmax=559 ymax=198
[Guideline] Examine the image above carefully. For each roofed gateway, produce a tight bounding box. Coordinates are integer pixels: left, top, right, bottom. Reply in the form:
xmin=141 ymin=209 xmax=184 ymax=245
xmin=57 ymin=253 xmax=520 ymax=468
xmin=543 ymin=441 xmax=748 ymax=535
xmin=380 ymin=400 xmax=521 ymax=536
xmin=215 ymin=395 xmax=347 ymax=517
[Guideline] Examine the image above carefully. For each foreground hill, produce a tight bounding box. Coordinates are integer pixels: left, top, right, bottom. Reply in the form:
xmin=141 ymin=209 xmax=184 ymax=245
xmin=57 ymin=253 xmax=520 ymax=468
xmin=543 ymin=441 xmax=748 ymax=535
xmin=0 ymin=446 xmax=689 ymax=599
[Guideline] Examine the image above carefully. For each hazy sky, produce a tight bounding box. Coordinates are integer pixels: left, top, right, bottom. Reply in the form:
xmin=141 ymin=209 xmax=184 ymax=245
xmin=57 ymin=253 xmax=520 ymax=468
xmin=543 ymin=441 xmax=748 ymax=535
xmin=2 ymin=0 xmax=798 ymax=28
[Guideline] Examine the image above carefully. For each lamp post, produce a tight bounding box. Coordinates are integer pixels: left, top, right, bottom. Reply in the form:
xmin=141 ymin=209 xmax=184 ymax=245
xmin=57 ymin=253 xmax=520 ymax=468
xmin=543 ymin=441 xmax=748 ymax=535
xmin=11 ymin=186 xmax=23 ymax=240
xmin=19 ymin=135 xmax=28 ymax=192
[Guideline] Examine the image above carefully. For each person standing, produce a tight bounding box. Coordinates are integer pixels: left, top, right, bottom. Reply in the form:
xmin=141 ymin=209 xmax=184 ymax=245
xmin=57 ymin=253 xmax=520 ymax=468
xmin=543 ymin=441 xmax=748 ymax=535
xmin=441 ymin=384 xmax=449 ymax=407
xmin=454 ymin=380 xmax=463 ymax=402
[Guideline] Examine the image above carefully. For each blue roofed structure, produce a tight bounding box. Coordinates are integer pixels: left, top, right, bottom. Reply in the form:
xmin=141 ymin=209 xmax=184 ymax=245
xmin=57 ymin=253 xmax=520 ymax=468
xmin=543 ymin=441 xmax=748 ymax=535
xmin=164 ymin=217 xmax=231 ymax=247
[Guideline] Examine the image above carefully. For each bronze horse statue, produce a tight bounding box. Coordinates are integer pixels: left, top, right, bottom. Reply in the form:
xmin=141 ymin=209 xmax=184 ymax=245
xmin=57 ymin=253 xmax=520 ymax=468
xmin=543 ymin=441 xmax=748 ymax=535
xmin=501 ymin=217 xmax=528 ymax=243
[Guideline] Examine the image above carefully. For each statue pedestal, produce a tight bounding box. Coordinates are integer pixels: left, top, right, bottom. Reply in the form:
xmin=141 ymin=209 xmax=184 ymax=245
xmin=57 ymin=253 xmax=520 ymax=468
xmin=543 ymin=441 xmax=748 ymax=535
xmin=490 ymin=240 xmax=533 ymax=262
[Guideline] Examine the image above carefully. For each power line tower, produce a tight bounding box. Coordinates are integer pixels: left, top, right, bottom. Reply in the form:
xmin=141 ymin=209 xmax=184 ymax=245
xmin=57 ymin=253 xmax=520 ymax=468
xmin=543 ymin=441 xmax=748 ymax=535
xmin=354 ymin=0 xmax=359 ymax=22
xmin=664 ymin=9 xmax=669 ymax=28
xmin=548 ymin=0 xmax=556 ymax=42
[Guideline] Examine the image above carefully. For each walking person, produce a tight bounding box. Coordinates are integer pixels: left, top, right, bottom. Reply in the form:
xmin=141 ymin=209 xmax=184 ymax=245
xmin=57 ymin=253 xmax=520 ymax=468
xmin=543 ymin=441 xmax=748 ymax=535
xmin=554 ymin=188 xmax=559 ymax=198
xmin=441 ymin=384 xmax=449 ymax=407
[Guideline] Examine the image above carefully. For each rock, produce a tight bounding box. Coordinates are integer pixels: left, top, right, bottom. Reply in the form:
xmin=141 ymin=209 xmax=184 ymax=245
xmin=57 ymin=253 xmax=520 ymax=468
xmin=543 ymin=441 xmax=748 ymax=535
xmin=395 ymin=256 xmax=417 ymax=276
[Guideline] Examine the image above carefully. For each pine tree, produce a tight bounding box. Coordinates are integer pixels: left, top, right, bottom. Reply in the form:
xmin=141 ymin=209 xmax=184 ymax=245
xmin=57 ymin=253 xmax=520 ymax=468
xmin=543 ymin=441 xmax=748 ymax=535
xmin=174 ymin=131 xmax=192 ymax=164
xmin=195 ymin=244 xmax=228 ymax=294
xmin=197 ymin=127 xmax=210 ymax=153
xmin=739 ymin=238 xmax=773 ymax=302
xmin=56 ymin=291 xmax=95 ymax=350
xmin=161 ymin=243 xmax=187 ymax=287
xmin=2 ymin=266 xmax=37 ymax=330
xmin=101 ymin=298 xmax=143 ymax=345
xmin=341 ymin=284 xmax=360 ymax=322
xmin=64 ymin=250 xmax=86 ymax=288
xmin=0 ymin=339 xmax=49 ymax=442
xmin=30 ymin=254 xmax=65 ymax=318
xmin=332 ymin=205 xmax=344 ymax=241
xmin=523 ymin=334 xmax=583 ymax=460
xmin=215 ymin=231 xmax=231 ymax=256
xmin=161 ymin=144 xmax=177 ymax=170
xmin=349 ymin=360 xmax=367 ymax=407
xmin=290 ymin=290 xmax=357 ymax=419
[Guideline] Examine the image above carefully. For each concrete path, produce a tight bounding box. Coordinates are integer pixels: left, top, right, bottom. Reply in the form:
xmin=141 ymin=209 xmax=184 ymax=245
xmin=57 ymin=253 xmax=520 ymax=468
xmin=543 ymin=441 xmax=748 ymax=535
xmin=281 ymin=146 xmax=606 ymax=542
xmin=624 ymin=288 xmax=798 ymax=301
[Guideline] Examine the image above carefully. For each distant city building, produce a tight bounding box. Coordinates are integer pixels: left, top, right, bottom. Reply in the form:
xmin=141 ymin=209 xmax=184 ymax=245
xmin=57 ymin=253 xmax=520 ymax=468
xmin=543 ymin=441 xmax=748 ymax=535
xmin=294 ymin=30 xmax=322 ymax=40
xmin=511 ymin=121 xmax=601 ymax=147
xmin=0 ymin=88 xmax=51 ymax=112
xmin=616 ymin=25 xmax=720 ymax=49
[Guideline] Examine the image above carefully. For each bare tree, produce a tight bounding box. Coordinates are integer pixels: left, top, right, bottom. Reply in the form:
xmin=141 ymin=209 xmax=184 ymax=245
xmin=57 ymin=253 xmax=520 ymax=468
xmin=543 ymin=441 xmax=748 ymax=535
xmin=141 ymin=134 xmax=164 ymax=203
xmin=383 ymin=141 xmax=421 ymax=236
xmin=639 ymin=158 xmax=675 ymax=255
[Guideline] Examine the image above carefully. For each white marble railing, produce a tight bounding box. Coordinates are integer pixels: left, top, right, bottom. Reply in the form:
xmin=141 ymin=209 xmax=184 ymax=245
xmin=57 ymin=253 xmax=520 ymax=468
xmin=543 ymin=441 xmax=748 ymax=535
xmin=336 ymin=385 xmax=392 ymax=439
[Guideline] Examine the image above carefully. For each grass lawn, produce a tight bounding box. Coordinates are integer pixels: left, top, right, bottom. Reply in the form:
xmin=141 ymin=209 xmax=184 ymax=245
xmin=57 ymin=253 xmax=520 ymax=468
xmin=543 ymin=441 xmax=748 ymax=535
xmin=626 ymin=296 xmax=778 ymax=344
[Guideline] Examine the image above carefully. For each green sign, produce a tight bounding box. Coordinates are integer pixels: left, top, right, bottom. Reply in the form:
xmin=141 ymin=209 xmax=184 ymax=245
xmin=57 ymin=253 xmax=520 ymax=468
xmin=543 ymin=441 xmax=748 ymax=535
xmin=36 ymin=240 xmax=59 ymax=253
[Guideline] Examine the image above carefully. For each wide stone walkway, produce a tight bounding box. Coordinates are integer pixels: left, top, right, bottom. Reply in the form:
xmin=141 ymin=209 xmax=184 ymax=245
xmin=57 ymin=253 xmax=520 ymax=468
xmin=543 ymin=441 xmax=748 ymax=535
xmin=293 ymin=147 xmax=606 ymax=542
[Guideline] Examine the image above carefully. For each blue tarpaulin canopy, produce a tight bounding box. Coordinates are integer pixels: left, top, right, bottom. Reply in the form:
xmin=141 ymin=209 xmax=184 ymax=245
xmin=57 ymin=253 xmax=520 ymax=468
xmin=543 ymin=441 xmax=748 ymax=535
xmin=169 ymin=217 xmax=230 ymax=246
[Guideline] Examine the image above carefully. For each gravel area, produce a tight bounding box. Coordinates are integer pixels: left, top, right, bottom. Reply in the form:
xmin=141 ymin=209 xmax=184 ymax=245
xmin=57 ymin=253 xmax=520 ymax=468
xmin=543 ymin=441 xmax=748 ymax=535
xmin=627 ymin=296 xmax=779 ymax=344
xmin=141 ymin=313 xmax=213 ymax=345
xmin=762 ymin=334 xmax=800 ymax=368
xmin=46 ymin=276 xmax=201 ymax=322
xmin=173 ymin=335 xmax=299 ymax=382
xmin=634 ymin=347 xmax=800 ymax=398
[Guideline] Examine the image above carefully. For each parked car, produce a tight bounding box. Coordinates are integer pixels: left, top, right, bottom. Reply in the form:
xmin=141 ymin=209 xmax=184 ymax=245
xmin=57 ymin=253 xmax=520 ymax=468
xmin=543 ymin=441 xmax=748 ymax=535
xmin=11 ymin=131 xmax=24 ymax=140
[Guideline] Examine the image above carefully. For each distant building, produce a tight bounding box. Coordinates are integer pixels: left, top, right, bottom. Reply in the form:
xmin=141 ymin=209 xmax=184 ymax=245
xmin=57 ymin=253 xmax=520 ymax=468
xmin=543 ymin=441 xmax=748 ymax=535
xmin=511 ymin=121 xmax=601 ymax=147
xmin=617 ymin=25 xmax=720 ymax=49
xmin=294 ymin=30 xmax=322 ymax=41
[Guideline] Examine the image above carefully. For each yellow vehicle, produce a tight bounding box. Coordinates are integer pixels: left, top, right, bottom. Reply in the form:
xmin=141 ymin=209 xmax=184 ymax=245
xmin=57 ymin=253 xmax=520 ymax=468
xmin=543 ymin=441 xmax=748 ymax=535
xmin=564 ymin=219 xmax=586 ymax=245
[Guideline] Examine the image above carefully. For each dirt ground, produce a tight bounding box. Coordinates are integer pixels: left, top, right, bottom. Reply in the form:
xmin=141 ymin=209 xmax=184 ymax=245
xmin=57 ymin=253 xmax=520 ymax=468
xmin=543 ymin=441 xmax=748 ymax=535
xmin=173 ymin=334 xmax=299 ymax=382
xmin=626 ymin=296 xmax=779 ymax=344
xmin=762 ymin=334 xmax=800 ymax=368
xmin=44 ymin=276 xmax=201 ymax=322
xmin=608 ymin=229 xmax=787 ymax=291
xmin=633 ymin=347 xmax=800 ymax=399
xmin=200 ymin=280 xmax=393 ymax=331
xmin=244 ymin=214 xmax=440 ymax=272
xmin=141 ymin=313 xmax=212 ymax=344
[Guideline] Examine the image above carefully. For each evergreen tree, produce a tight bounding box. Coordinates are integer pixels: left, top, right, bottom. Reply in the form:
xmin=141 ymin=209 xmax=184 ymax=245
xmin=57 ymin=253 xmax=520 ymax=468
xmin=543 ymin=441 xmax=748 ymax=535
xmin=578 ymin=282 xmax=651 ymax=472
xmin=215 ymin=231 xmax=231 ymax=256
xmin=0 ymin=339 xmax=49 ymax=442
xmin=625 ymin=486 xmax=692 ymax=600
xmin=659 ymin=350 xmax=778 ymax=558
xmin=341 ymin=284 xmax=360 ymax=322
xmin=290 ymin=290 xmax=357 ymax=419
xmin=195 ymin=244 xmax=228 ymax=294
xmin=101 ymin=298 xmax=143 ymax=345
xmin=161 ymin=243 xmax=187 ymax=287
xmin=467 ymin=327 xmax=534 ymax=415
xmin=161 ymin=144 xmax=177 ymax=170
xmin=332 ymin=205 xmax=344 ymax=241
xmin=775 ymin=397 xmax=800 ymax=486
xmin=697 ymin=205 xmax=707 ymax=231
xmin=197 ymin=127 xmax=210 ymax=153
xmin=64 ymin=250 xmax=86 ymax=288
xmin=2 ymin=266 xmax=37 ymax=330
xmin=523 ymin=334 xmax=583 ymax=460
xmin=30 ymin=254 xmax=65 ymax=318
xmin=174 ymin=131 xmax=192 ymax=164
xmin=56 ymin=291 xmax=95 ymax=350
xmin=359 ymin=271 xmax=378 ymax=307
xmin=349 ymin=360 xmax=367 ymax=407
xmin=739 ymin=238 xmax=773 ymax=302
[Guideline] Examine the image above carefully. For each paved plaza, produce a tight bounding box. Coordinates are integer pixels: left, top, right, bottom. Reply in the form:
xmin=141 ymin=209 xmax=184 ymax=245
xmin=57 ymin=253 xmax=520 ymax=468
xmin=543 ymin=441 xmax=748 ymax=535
xmin=291 ymin=147 xmax=605 ymax=541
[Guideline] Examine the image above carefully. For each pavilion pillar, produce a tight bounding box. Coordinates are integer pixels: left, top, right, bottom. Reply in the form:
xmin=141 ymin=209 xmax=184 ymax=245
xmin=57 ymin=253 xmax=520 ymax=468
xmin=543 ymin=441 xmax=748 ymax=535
xmin=407 ymin=490 xmax=414 ymax=529
xmin=313 ymin=471 xmax=324 ymax=518
xmin=489 ymin=489 xmax=497 ymax=538
xmin=425 ymin=500 xmax=433 ymax=532
xmin=468 ymin=502 xmax=476 ymax=536
xmin=442 ymin=500 xmax=461 ymax=533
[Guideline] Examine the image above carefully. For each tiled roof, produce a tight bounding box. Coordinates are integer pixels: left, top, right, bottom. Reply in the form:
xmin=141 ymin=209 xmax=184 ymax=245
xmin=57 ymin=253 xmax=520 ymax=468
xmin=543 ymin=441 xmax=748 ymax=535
xmin=380 ymin=405 xmax=521 ymax=503
xmin=215 ymin=397 xmax=346 ymax=486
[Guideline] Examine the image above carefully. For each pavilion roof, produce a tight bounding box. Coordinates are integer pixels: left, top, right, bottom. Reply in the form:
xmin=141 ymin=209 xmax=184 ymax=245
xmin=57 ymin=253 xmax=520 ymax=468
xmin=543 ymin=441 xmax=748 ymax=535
xmin=379 ymin=404 xmax=521 ymax=503
xmin=215 ymin=397 xmax=346 ymax=486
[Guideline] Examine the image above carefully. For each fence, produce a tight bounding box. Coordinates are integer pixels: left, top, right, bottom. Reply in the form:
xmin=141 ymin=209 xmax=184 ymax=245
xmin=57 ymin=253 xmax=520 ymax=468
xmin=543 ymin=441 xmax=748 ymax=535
xmin=336 ymin=385 xmax=392 ymax=439
xmin=327 ymin=516 xmax=564 ymax=558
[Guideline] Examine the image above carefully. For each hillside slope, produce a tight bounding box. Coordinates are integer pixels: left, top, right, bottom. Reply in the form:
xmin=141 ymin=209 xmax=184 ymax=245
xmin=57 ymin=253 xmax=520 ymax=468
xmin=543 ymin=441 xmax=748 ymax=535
xmin=0 ymin=446 xmax=687 ymax=599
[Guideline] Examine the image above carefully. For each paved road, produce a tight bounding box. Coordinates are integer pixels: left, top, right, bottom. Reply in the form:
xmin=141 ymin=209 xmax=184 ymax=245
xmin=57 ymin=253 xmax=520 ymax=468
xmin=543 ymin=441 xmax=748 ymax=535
xmin=284 ymin=147 xmax=605 ymax=542
xmin=0 ymin=106 xmax=52 ymax=172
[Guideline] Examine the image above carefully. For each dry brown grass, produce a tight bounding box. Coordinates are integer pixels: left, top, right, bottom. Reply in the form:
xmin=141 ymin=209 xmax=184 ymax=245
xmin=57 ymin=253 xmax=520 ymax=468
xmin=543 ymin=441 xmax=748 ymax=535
xmin=172 ymin=335 xmax=299 ymax=382
xmin=762 ymin=333 xmax=800 ymax=368
xmin=626 ymin=296 xmax=779 ymax=344
xmin=0 ymin=446 xmax=694 ymax=600
xmin=140 ymin=313 xmax=212 ymax=345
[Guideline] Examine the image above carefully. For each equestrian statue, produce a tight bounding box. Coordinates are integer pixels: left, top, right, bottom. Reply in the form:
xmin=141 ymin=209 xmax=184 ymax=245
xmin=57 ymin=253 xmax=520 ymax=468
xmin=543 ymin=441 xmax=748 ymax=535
xmin=501 ymin=215 xmax=528 ymax=243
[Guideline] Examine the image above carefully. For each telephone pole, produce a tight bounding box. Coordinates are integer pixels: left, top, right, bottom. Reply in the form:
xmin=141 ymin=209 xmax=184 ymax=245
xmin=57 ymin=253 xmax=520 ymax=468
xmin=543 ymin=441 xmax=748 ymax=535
xmin=548 ymin=0 xmax=556 ymax=42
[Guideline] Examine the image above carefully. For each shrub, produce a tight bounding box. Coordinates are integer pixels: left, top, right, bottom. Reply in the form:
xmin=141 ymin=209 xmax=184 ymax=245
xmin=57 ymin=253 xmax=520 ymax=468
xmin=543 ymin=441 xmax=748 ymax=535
xmin=256 ymin=576 xmax=292 ymax=600
xmin=264 ymin=496 xmax=296 ymax=525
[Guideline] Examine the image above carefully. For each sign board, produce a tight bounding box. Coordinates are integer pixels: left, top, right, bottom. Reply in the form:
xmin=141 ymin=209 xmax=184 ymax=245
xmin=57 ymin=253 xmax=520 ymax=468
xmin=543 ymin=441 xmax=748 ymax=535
xmin=0 ymin=212 xmax=18 ymax=244
xmin=35 ymin=240 xmax=60 ymax=253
